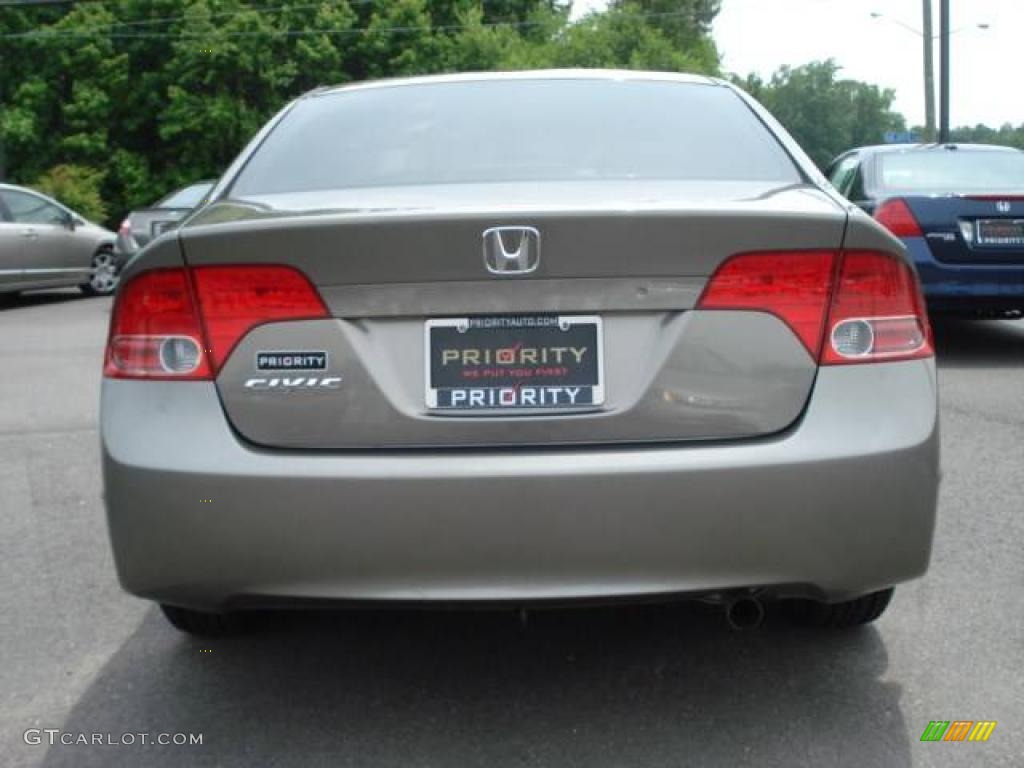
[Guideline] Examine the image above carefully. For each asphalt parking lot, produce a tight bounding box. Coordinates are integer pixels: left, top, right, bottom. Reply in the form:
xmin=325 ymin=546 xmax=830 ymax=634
xmin=1 ymin=290 xmax=1022 ymax=768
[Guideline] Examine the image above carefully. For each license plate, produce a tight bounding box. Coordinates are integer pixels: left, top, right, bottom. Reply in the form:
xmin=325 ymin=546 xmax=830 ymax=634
xmin=976 ymin=218 xmax=1024 ymax=246
xmin=425 ymin=315 xmax=604 ymax=411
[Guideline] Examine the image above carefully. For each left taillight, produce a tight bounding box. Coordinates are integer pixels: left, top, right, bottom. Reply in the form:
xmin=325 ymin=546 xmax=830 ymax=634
xmin=191 ymin=265 xmax=329 ymax=371
xmin=104 ymin=265 xmax=328 ymax=380
xmin=874 ymin=198 xmax=922 ymax=238
xmin=104 ymin=268 xmax=212 ymax=379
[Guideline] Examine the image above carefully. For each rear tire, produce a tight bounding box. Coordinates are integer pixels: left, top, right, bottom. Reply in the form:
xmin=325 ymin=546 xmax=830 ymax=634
xmin=160 ymin=604 xmax=241 ymax=636
xmin=785 ymin=588 xmax=894 ymax=629
xmin=79 ymin=247 xmax=119 ymax=296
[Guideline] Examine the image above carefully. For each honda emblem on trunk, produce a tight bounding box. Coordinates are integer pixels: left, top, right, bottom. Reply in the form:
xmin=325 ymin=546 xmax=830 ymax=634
xmin=483 ymin=226 xmax=540 ymax=275
xmin=996 ymin=201 xmax=1012 ymax=213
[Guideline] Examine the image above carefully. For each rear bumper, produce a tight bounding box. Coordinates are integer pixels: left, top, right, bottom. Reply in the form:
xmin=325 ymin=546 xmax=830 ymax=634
xmin=906 ymin=237 xmax=1024 ymax=312
xmin=101 ymin=361 xmax=939 ymax=611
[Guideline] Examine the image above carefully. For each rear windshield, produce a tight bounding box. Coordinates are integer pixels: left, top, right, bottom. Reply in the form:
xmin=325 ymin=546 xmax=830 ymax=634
xmin=157 ymin=182 xmax=212 ymax=209
xmin=877 ymin=150 xmax=1024 ymax=193
xmin=230 ymin=79 xmax=801 ymax=196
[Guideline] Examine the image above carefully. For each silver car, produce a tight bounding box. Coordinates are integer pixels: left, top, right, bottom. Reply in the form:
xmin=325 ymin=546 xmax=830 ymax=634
xmin=0 ymin=183 xmax=118 ymax=296
xmin=101 ymin=71 xmax=940 ymax=635
xmin=114 ymin=180 xmax=214 ymax=260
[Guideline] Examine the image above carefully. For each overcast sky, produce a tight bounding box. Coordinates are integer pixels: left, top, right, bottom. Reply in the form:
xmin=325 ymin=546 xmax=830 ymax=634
xmin=570 ymin=0 xmax=1021 ymax=128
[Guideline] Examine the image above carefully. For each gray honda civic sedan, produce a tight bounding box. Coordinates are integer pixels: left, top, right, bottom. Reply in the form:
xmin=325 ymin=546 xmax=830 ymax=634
xmin=100 ymin=71 xmax=940 ymax=635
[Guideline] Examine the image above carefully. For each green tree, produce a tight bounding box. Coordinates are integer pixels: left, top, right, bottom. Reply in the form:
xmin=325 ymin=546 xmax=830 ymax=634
xmin=0 ymin=0 xmax=723 ymax=224
xmin=552 ymin=1 xmax=718 ymax=72
xmin=737 ymin=60 xmax=906 ymax=169
xmin=947 ymin=122 xmax=1024 ymax=149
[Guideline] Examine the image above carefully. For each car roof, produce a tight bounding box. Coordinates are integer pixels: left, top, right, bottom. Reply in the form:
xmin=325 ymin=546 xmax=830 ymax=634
xmin=309 ymin=69 xmax=721 ymax=99
xmin=844 ymin=143 xmax=1023 ymax=157
xmin=0 ymin=182 xmax=63 ymax=201
xmin=170 ymin=180 xmax=215 ymax=191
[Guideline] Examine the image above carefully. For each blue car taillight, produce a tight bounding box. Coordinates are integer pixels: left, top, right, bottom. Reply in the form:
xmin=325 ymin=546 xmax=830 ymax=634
xmin=875 ymin=198 xmax=923 ymax=238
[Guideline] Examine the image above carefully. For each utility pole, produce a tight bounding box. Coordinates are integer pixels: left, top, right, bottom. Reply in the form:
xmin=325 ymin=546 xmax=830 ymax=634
xmin=922 ymin=0 xmax=936 ymax=141
xmin=939 ymin=0 xmax=950 ymax=142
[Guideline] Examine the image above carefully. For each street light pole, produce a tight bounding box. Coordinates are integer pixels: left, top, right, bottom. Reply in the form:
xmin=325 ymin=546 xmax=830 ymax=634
xmin=939 ymin=0 xmax=950 ymax=142
xmin=922 ymin=0 xmax=936 ymax=141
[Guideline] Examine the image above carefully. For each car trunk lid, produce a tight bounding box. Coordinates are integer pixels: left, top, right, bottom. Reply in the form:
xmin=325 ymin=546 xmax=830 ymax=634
xmin=180 ymin=180 xmax=848 ymax=449
xmin=903 ymin=194 xmax=1024 ymax=265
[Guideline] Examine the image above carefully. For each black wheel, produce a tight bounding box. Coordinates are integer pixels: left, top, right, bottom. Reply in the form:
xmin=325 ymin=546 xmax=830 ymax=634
xmin=80 ymin=247 xmax=119 ymax=296
xmin=784 ymin=588 xmax=894 ymax=629
xmin=160 ymin=604 xmax=241 ymax=635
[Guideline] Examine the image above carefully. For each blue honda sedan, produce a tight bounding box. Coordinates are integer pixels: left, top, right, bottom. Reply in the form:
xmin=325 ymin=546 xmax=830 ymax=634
xmin=827 ymin=143 xmax=1024 ymax=318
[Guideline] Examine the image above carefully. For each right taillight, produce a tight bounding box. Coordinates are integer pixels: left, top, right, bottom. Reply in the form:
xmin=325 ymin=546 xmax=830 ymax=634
xmin=698 ymin=249 xmax=933 ymax=365
xmin=696 ymin=250 xmax=836 ymax=357
xmin=874 ymin=198 xmax=923 ymax=238
xmin=820 ymin=250 xmax=933 ymax=364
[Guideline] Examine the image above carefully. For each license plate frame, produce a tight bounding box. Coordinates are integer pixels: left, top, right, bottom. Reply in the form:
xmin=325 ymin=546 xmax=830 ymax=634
xmin=424 ymin=315 xmax=604 ymax=411
xmin=976 ymin=218 xmax=1024 ymax=247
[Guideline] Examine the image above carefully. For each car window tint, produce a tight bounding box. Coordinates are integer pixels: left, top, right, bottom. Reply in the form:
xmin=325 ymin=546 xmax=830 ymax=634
xmin=847 ymin=166 xmax=867 ymax=201
xmin=0 ymin=190 xmax=66 ymax=225
xmin=828 ymin=156 xmax=859 ymax=196
xmin=878 ymin=150 xmax=1024 ymax=193
xmin=232 ymin=80 xmax=801 ymax=196
xmin=156 ymin=182 xmax=213 ymax=209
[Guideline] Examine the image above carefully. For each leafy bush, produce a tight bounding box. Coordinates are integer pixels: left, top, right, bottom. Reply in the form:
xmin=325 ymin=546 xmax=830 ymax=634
xmin=31 ymin=164 xmax=108 ymax=223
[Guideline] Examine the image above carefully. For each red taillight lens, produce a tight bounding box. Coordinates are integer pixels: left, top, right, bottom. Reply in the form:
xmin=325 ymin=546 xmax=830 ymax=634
xmin=874 ymin=198 xmax=923 ymax=238
xmin=191 ymin=265 xmax=328 ymax=370
xmin=698 ymin=249 xmax=933 ymax=365
xmin=820 ymin=250 xmax=933 ymax=364
xmin=696 ymin=251 xmax=837 ymax=355
xmin=104 ymin=265 xmax=328 ymax=379
xmin=104 ymin=268 xmax=212 ymax=379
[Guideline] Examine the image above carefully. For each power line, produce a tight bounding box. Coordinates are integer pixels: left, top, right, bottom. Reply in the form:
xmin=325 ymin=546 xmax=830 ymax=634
xmin=74 ymin=1 xmax=346 ymax=31
xmin=0 ymin=8 xmax=703 ymax=41
xmin=10 ymin=1 xmax=350 ymax=34
xmin=6 ymin=0 xmax=432 ymax=34
xmin=0 ymin=0 xmax=545 ymax=23
xmin=94 ymin=0 xmax=535 ymax=30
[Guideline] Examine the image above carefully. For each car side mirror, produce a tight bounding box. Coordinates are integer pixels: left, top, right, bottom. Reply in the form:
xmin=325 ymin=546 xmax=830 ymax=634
xmin=61 ymin=211 xmax=77 ymax=231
